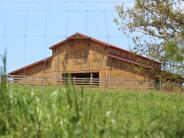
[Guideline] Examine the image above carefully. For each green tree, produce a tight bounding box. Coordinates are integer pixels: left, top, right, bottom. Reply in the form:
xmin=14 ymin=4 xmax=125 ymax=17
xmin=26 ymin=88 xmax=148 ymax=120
xmin=115 ymin=0 xmax=184 ymax=74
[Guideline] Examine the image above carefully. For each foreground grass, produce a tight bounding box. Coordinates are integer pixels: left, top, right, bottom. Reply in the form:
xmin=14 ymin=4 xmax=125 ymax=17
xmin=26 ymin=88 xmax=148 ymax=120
xmin=0 ymin=85 xmax=184 ymax=138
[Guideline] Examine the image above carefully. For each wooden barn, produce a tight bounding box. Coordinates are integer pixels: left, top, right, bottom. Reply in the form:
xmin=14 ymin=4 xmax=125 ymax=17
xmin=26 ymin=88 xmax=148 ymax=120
xmin=9 ymin=32 xmax=161 ymax=89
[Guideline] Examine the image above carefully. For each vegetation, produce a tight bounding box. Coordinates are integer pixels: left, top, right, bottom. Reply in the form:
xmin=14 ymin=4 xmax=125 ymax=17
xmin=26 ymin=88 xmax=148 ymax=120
xmin=115 ymin=0 xmax=184 ymax=74
xmin=0 ymin=50 xmax=7 ymax=92
xmin=0 ymin=84 xmax=184 ymax=138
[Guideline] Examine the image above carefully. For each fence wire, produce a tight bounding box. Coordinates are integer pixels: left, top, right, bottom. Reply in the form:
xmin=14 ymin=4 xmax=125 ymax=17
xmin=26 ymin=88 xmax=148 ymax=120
xmin=0 ymin=0 xmax=134 ymax=94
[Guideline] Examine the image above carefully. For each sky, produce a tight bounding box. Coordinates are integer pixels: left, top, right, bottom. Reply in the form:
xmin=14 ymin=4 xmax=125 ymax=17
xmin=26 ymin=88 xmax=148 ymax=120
xmin=0 ymin=0 xmax=133 ymax=72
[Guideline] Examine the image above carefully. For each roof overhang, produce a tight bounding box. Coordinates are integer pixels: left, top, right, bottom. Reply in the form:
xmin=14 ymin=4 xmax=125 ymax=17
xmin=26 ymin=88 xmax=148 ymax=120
xmin=8 ymin=56 xmax=52 ymax=75
xmin=108 ymin=54 xmax=154 ymax=69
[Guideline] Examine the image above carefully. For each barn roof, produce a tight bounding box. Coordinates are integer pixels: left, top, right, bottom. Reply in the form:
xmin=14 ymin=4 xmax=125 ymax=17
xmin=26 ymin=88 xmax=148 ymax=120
xmin=9 ymin=56 xmax=52 ymax=75
xmin=49 ymin=32 xmax=161 ymax=64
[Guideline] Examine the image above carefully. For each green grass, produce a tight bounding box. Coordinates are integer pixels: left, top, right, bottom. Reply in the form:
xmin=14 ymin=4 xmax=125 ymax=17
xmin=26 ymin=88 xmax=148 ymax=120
xmin=0 ymin=84 xmax=184 ymax=138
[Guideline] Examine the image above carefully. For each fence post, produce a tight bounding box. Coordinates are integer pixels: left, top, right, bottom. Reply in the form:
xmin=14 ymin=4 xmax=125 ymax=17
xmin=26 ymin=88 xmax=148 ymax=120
xmin=107 ymin=78 xmax=109 ymax=88
xmin=90 ymin=73 xmax=93 ymax=86
xmin=74 ymin=77 xmax=76 ymax=86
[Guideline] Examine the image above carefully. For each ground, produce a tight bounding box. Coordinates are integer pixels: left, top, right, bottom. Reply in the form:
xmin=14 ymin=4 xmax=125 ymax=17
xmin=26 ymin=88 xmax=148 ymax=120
xmin=0 ymin=85 xmax=184 ymax=138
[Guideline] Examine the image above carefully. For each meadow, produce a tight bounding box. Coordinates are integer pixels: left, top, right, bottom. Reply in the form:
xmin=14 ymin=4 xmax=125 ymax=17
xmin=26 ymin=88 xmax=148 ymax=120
xmin=0 ymin=83 xmax=184 ymax=138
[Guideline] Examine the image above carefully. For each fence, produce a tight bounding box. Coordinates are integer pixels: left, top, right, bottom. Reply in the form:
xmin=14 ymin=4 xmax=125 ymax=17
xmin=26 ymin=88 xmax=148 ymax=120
xmin=4 ymin=75 xmax=155 ymax=89
xmin=1 ymin=75 xmax=183 ymax=91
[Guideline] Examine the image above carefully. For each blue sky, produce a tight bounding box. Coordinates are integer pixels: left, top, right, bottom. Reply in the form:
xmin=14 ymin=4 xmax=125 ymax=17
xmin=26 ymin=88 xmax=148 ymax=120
xmin=0 ymin=0 xmax=133 ymax=72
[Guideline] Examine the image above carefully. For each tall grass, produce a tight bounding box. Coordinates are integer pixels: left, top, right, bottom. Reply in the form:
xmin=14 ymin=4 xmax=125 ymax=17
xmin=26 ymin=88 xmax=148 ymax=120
xmin=1 ymin=53 xmax=184 ymax=137
xmin=0 ymin=50 xmax=12 ymax=136
xmin=1 ymin=86 xmax=184 ymax=138
xmin=0 ymin=50 xmax=7 ymax=92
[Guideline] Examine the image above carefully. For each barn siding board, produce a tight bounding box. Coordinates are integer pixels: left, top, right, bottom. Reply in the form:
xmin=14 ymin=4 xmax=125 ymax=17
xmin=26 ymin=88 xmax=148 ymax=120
xmin=9 ymin=33 xmax=161 ymax=89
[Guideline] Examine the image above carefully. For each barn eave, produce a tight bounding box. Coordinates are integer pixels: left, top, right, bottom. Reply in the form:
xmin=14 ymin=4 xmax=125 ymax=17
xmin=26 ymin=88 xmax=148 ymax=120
xmin=8 ymin=56 xmax=52 ymax=75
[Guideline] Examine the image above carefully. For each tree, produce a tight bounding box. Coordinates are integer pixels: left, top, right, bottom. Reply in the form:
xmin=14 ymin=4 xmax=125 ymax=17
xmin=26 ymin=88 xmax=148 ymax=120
xmin=115 ymin=0 xmax=184 ymax=75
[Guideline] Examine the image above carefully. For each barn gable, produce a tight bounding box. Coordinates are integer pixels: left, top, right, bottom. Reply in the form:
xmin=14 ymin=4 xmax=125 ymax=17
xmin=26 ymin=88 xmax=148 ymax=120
xmin=50 ymin=33 xmax=161 ymax=72
xmin=50 ymin=33 xmax=160 ymax=63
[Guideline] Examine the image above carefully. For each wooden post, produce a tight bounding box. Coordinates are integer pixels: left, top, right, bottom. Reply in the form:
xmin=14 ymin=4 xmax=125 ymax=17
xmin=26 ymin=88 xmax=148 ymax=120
xmin=90 ymin=73 xmax=93 ymax=86
xmin=74 ymin=77 xmax=76 ymax=86
xmin=107 ymin=78 xmax=109 ymax=88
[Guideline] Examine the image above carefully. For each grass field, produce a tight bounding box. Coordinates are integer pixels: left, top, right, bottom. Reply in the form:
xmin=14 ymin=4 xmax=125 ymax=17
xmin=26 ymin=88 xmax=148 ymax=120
xmin=0 ymin=84 xmax=184 ymax=138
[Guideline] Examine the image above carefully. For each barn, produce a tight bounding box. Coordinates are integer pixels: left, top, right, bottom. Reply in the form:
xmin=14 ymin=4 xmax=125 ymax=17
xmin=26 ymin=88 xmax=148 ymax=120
xmin=9 ymin=32 xmax=161 ymax=89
